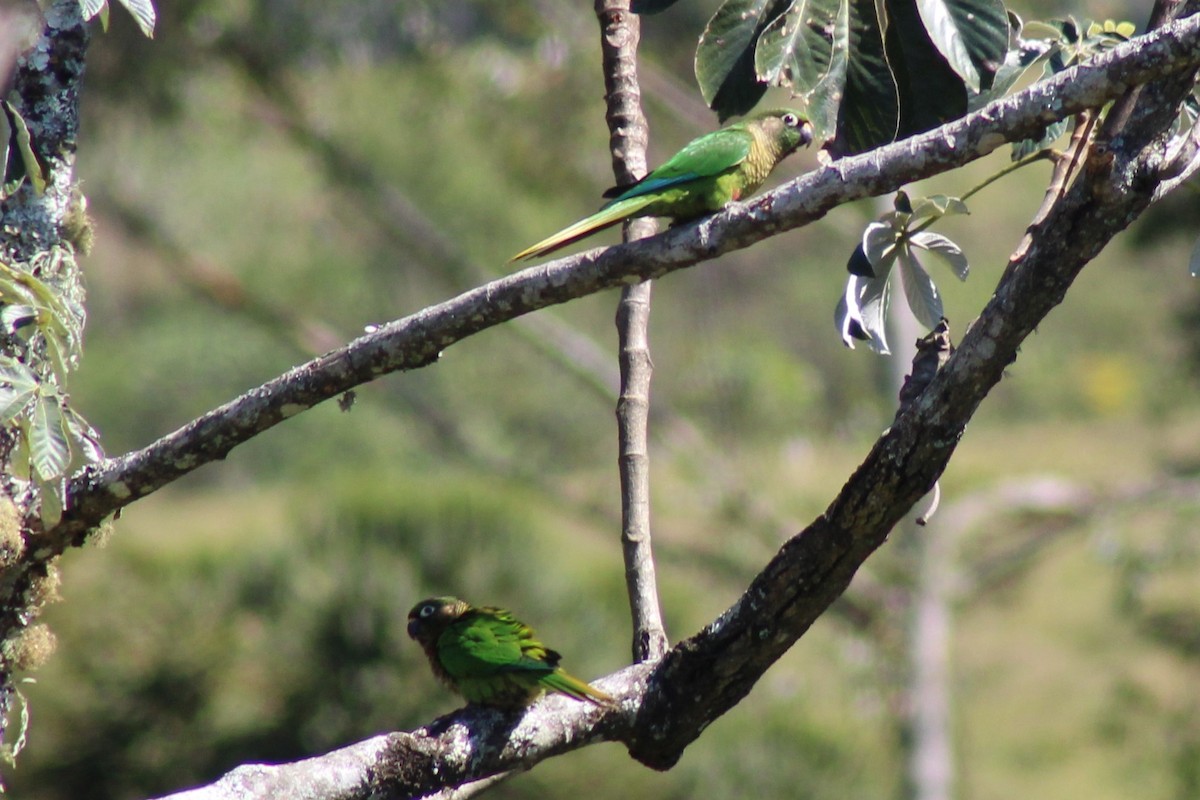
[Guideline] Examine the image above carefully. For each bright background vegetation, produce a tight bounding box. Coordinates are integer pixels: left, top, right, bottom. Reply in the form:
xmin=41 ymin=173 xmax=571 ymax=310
xmin=10 ymin=0 xmax=1200 ymax=797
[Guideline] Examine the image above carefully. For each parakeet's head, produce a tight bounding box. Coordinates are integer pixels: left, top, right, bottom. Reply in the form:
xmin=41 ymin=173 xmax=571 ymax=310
xmin=755 ymin=108 xmax=814 ymax=156
xmin=407 ymin=596 xmax=470 ymax=644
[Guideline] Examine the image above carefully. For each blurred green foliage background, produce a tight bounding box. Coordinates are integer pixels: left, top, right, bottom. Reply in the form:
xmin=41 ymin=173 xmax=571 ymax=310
xmin=8 ymin=0 xmax=1200 ymax=797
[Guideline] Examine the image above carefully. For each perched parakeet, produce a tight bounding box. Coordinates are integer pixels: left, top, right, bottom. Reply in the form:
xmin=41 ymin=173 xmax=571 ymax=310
xmin=407 ymin=596 xmax=613 ymax=709
xmin=509 ymin=108 xmax=813 ymax=262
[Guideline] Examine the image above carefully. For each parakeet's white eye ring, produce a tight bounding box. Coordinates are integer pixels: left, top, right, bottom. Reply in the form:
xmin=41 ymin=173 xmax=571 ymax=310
xmin=783 ymin=112 xmax=800 ymax=128
xmin=420 ymin=605 xmax=436 ymax=618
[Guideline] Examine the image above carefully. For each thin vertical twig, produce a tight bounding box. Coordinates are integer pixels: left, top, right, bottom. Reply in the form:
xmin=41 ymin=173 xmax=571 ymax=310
xmin=595 ymin=0 xmax=668 ymax=662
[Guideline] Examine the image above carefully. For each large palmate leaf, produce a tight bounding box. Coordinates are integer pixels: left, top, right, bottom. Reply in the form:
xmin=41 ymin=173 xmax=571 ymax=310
xmin=800 ymin=0 xmax=852 ymax=141
xmin=696 ymin=0 xmax=790 ymax=120
xmin=755 ymin=0 xmax=844 ymax=92
xmin=690 ymin=0 xmax=1015 ymax=154
xmin=834 ymin=0 xmax=899 ymax=154
xmin=916 ymin=0 xmax=1008 ymax=93
xmin=885 ymin=0 xmax=968 ymax=139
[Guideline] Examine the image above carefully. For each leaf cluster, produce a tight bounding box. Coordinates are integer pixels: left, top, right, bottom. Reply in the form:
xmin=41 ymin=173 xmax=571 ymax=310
xmin=0 ymin=252 xmax=100 ymax=525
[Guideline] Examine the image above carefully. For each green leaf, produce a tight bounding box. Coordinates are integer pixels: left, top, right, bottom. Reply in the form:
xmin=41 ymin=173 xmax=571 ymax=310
xmin=916 ymin=0 xmax=1008 ymax=93
xmin=755 ymin=0 xmax=843 ymax=93
xmin=0 ymin=101 xmax=46 ymax=196
xmin=835 ymin=207 xmax=971 ymax=353
xmin=801 ymin=0 xmax=851 ymax=142
xmin=833 ymin=0 xmax=899 ymax=154
xmin=885 ymin=0 xmax=968 ymax=138
xmin=846 ymin=241 xmax=875 ymax=277
xmin=836 ymin=271 xmax=893 ymax=353
xmin=909 ymin=230 xmax=969 ymax=280
xmin=0 ymin=356 xmax=40 ymax=393
xmin=0 ymin=260 xmax=86 ymax=380
xmin=696 ymin=0 xmax=789 ymax=119
xmin=0 ymin=357 xmax=40 ymax=426
xmin=8 ymin=421 xmax=30 ymax=480
xmin=908 ymin=195 xmax=969 ymax=222
xmin=39 ymin=477 xmax=63 ymax=527
xmin=115 ymin=0 xmax=156 ymax=37
xmin=897 ymin=246 xmax=944 ymax=328
xmin=862 ymin=220 xmax=900 ymax=269
xmin=0 ymin=304 xmax=39 ymax=336
xmin=0 ymin=386 xmax=35 ymax=426
xmin=970 ymin=27 xmax=1052 ymax=111
xmin=63 ymin=406 xmax=105 ymax=464
xmin=30 ymin=395 xmax=70 ymax=482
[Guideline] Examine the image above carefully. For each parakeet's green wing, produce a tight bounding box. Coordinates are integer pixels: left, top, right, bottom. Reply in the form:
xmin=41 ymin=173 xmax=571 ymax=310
xmin=605 ymin=127 xmax=754 ymax=204
xmin=437 ymin=610 xmax=554 ymax=679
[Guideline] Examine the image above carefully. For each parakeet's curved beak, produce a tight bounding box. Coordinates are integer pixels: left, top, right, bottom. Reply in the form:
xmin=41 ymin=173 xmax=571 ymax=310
xmin=406 ymin=619 xmax=421 ymax=639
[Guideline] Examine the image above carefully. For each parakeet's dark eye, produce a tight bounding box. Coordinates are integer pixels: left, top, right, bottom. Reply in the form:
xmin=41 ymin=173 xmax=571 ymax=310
xmin=783 ymin=112 xmax=800 ymax=128
xmin=420 ymin=604 xmax=437 ymax=618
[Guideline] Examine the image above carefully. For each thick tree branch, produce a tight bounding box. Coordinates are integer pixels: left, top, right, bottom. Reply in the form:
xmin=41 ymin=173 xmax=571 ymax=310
xmin=149 ymin=664 xmax=651 ymax=800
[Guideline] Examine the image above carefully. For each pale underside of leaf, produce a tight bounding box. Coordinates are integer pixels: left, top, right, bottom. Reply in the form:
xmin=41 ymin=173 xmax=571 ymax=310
xmin=116 ymin=0 xmax=156 ymax=38
xmin=836 ymin=271 xmax=893 ymax=354
xmin=78 ymin=0 xmax=106 ymax=20
xmin=909 ymin=230 xmax=969 ymax=280
xmin=898 ymin=246 xmax=944 ymax=329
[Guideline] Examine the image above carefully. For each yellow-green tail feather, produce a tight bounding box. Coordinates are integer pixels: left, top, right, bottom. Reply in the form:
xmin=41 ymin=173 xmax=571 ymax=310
xmin=541 ymin=668 xmax=614 ymax=706
xmin=509 ymin=195 xmax=657 ymax=263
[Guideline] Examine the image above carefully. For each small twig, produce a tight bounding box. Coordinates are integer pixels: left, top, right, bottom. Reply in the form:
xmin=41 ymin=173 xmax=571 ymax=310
xmin=597 ymin=0 xmax=669 ymax=663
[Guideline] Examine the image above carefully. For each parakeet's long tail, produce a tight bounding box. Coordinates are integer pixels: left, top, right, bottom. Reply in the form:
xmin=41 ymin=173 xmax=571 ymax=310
xmin=542 ymin=668 xmax=615 ymax=706
xmin=508 ymin=194 xmax=658 ymax=263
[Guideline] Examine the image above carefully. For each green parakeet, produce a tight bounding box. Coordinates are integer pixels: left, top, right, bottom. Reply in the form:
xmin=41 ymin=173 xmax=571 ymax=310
xmin=509 ymin=108 xmax=813 ymax=262
xmin=407 ymin=596 xmax=613 ymax=709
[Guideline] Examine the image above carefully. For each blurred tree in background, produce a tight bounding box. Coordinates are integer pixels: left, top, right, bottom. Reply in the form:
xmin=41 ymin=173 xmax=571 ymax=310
xmin=0 ymin=0 xmax=1198 ymax=798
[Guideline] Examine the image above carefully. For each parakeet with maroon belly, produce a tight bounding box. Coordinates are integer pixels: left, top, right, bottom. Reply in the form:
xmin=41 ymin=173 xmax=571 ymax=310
xmin=407 ymin=596 xmax=613 ymax=709
xmin=509 ymin=108 xmax=813 ymax=262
